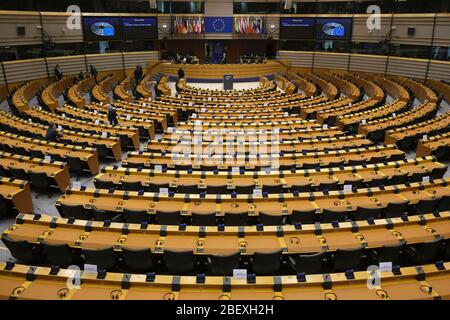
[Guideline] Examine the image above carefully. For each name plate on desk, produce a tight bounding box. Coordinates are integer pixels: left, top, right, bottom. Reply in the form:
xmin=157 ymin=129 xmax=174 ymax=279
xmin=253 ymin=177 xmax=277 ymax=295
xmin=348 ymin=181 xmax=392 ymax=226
xmin=101 ymin=132 xmax=107 ymax=138
xmin=422 ymin=135 xmax=428 ymax=141
xmin=379 ymin=262 xmax=392 ymax=272
xmin=44 ymin=156 xmax=52 ymax=162
xmin=422 ymin=176 xmax=430 ymax=183
xmin=159 ymin=188 xmax=169 ymax=196
xmin=233 ymin=269 xmax=247 ymax=280
xmin=232 ymin=167 xmax=240 ymax=174
xmin=253 ymin=189 xmax=262 ymax=197
xmin=57 ymin=125 xmax=63 ymax=131
xmin=84 ymin=264 xmax=97 ymax=274
xmin=72 ymin=181 xmax=81 ymax=189
xmin=343 ymin=184 xmax=352 ymax=192
xmin=154 ymin=165 xmax=163 ymax=172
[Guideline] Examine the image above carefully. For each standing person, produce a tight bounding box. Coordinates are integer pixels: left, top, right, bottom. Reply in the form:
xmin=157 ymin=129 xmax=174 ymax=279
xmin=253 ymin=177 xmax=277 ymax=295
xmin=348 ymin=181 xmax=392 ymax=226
xmin=206 ymin=45 xmax=211 ymax=59
xmin=107 ymin=104 xmax=118 ymax=126
xmin=90 ymin=65 xmax=98 ymax=83
xmin=54 ymin=65 xmax=63 ymax=81
xmin=221 ymin=52 xmax=227 ymax=64
xmin=45 ymin=123 xmax=61 ymax=142
xmin=177 ymin=67 xmax=185 ymax=79
xmin=149 ymin=80 xmax=157 ymax=100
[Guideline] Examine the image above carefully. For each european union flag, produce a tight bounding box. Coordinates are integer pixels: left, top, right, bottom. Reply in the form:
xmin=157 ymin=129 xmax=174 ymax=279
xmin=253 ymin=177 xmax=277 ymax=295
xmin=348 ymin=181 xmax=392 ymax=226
xmin=205 ymin=17 xmax=233 ymax=33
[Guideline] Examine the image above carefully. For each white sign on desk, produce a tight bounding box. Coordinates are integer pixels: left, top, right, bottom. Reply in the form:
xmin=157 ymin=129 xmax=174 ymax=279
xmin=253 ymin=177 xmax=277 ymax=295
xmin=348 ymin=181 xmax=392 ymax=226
xmin=232 ymin=167 xmax=240 ymax=174
xmin=83 ymin=264 xmax=97 ymax=274
xmin=44 ymin=156 xmax=52 ymax=162
xmin=188 ymin=102 xmax=193 ymax=107
xmin=192 ymin=113 xmax=197 ymax=118
xmin=61 ymin=113 xmax=65 ymax=118
xmin=379 ymin=262 xmax=392 ymax=272
xmin=93 ymin=110 xmax=98 ymax=115
xmin=159 ymin=188 xmax=169 ymax=196
xmin=154 ymin=165 xmax=162 ymax=172
xmin=253 ymin=189 xmax=262 ymax=197
xmin=167 ymin=127 xmax=173 ymax=133
xmin=28 ymin=118 xmax=32 ymax=122
xmin=233 ymin=269 xmax=247 ymax=280
xmin=422 ymin=135 xmax=428 ymax=141
xmin=422 ymin=176 xmax=430 ymax=183
xmin=94 ymin=119 xmax=99 ymax=125
xmin=126 ymin=114 xmax=131 ymax=120
xmin=139 ymin=109 xmax=144 ymax=114
xmin=101 ymin=132 xmax=107 ymax=138
xmin=362 ymin=119 xmax=367 ymax=125
xmin=57 ymin=125 xmax=63 ymax=131
xmin=322 ymin=124 xmax=328 ymax=129
xmin=72 ymin=181 xmax=81 ymax=189
xmin=343 ymin=184 xmax=352 ymax=192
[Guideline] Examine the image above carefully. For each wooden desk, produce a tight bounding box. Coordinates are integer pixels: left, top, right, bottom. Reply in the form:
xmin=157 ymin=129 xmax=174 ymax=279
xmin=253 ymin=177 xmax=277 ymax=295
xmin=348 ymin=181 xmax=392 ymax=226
xmin=0 ymin=178 xmax=32 ymax=214
xmin=0 ymin=131 xmax=99 ymax=176
xmin=124 ymin=144 xmax=405 ymax=169
xmin=0 ymin=151 xmax=70 ymax=192
xmin=96 ymin=156 xmax=445 ymax=193
xmin=1 ymin=262 xmax=448 ymax=300
xmin=23 ymin=108 xmax=140 ymax=151
xmin=55 ymin=179 xmax=450 ymax=218
xmin=41 ymin=77 xmax=74 ymax=112
xmin=416 ymin=132 xmax=450 ymax=158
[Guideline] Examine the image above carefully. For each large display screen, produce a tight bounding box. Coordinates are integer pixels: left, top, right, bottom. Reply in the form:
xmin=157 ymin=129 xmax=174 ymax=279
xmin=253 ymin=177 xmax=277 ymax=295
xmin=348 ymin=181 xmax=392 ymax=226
xmin=234 ymin=16 xmax=264 ymax=34
xmin=122 ymin=17 xmax=158 ymax=40
xmin=316 ymin=18 xmax=352 ymax=40
xmin=83 ymin=17 xmax=122 ymax=41
xmin=279 ymin=18 xmax=315 ymax=39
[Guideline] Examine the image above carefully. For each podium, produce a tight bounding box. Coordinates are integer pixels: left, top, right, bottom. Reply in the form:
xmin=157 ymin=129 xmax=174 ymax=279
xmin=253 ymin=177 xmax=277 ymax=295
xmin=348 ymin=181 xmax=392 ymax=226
xmin=224 ymin=74 xmax=233 ymax=90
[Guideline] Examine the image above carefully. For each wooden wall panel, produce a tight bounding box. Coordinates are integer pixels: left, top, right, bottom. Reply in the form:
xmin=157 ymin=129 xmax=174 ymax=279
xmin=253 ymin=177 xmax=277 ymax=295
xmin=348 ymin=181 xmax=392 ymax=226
xmin=314 ymin=52 xmax=350 ymax=71
xmin=2 ymin=58 xmax=47 ymax=83
xmin=387 ymin=57 xmax=428 ymax=79
xmin=46 ymin=55 xmax=87 ymax=77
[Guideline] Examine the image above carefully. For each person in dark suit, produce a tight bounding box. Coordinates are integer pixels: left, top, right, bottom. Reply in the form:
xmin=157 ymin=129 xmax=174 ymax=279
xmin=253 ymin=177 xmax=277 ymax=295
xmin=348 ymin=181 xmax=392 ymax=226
xmin=107 ymin=104 xmax=118 ymax=126
xmin=45 ymin=123 xmax=61 ymax=142
xmin=178 ymin=67 xmax=185 ymax=79
xmin=54 ymin=65 xmax=63 ymax=81
xmin=90 ymin=65 xmax=98 ymax=83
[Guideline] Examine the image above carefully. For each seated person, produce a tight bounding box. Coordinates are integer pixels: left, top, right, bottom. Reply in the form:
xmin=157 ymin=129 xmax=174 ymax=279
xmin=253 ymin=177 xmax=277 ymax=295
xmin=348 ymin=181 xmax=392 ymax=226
xmin=45 ymin=123 xmax=61 ymax=142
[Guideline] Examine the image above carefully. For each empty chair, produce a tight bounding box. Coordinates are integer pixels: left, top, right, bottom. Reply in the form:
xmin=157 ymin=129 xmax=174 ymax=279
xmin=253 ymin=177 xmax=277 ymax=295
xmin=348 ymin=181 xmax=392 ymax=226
xmin=368 ymin=176 xmax=387 ymax=188
xmin=390 ymin=173 xmax=408 ymax=185
xmin=82 ymin=247 xmax=117 ymax=271
xmin=415 ymin=198 xmax=438 ymax=215
xmin=409 ymin=172 xmax=427 ymax=183
xmin=200 ymin=165 xmax=217 ymax=171
xmin=118 ymin=134 xmax=132 ymax=150
xmin=122 ymin=180 xmax=144 ymax=191
xmin=174 ymin=164 xmax=191 ymax=171
xmin=355 ymin=206 xmax=381 ymax=220
xmin=156 ymin=210 xmax=181 ymax=225
xmin=291 ymin=183 xmax=311 ymax=193
xmin=347 ymin=159 xmax=365 ymax=166
xmin=224 ymin=212 xmax=248 ymax=226
xmin=234 ymin=184 xmax=255 ymax=194
xmin=433 ymin=145 xmax=449 ymax=161
xmin=262 ymin=184 xmax=283 ymax=193
xmin=92 ymin=206 xmax=121 ymax=222
xmin=59 ymin=203 xmax=89 ymax=220
xmin=332 ymin=247 xmax=365 ymax=272
xmin=301 ymin=162 xmax=319 ymax=169
xmin=383 ymin=200 xmax=409 ymax=218
xmin=209 ymin=251 xmax=241 ymax=276
xmin=439 ymin=195 xmax=450 ymax=211
xmin=41 ymin=241 xmax=79 ymax=267
xmin=177 ymin=184 xmax=198 ymax=194
xmin=66 ymin=156 xmax=84 ymax=177
xmin=94 ymin=143 xmax=111 ymax=160
xmin=430 ymin=166 xmax=448 ymax=180
xmin=318 ymin=181 xmax=339 ymax=191
xmin=191 ymin=212 xmax=216 ymax=226
xmin=369 ymin=245 xmax=403 ymax=265
xmin=30 ymin=150 xmax=45 ymax=159
xmin=164 ymin=249 xmax=195 ymax=274
xmin=94 ymin=179 xmax=115 ymax=190
xmin=1 ymin=234 xmax=42 ymax=264
xmin=122 ymin=247 xmax=154 ymax=273
xmin=258 ymin=212 xmax=284 ymax=226
xmin=321 ymin=208 xmax=348 ymax=223
xmin=206 ymin=185 xmax=228 ymax=194
xmin=290 ymin=251 xmax=327 ymax=274
xmin=148 ymin=182 xmax=170 ymax=193
xmin=9 ymin=167 xmax=29 ymax=181
xmin=13 ymin=146 xmax=28 ymax=156
xmin=29 ymin=172 xmax=53 ymax=195
xmin=402 ymin=238 xmax=443 ymax=265
xmin=0 ymin=196 xmax=10 ymax=218
xmin=369 ymin=155 xmax=386 ymax=164
xmin=291 ymin=209 xmax=316 ymax=224
xmin=123 ymin=208 xmax=149 ymax=224
xmin=252 ymin=250 xmax=283 ymax=275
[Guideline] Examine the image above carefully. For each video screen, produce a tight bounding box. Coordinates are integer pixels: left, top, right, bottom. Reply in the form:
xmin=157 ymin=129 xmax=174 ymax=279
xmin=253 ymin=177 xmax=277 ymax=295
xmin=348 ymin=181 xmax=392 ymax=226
xmin=83 ymin=17 xmax=122 ymax=41
xmin=234 ymin=16 xmax=264 ymax=34
xmin=279 ymin=18 xmax=315 ymax=39
xmin=316 ymin=18 xmax=352 ymax=40
xmin=122 ymin=17 xmax=158 ymax=40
